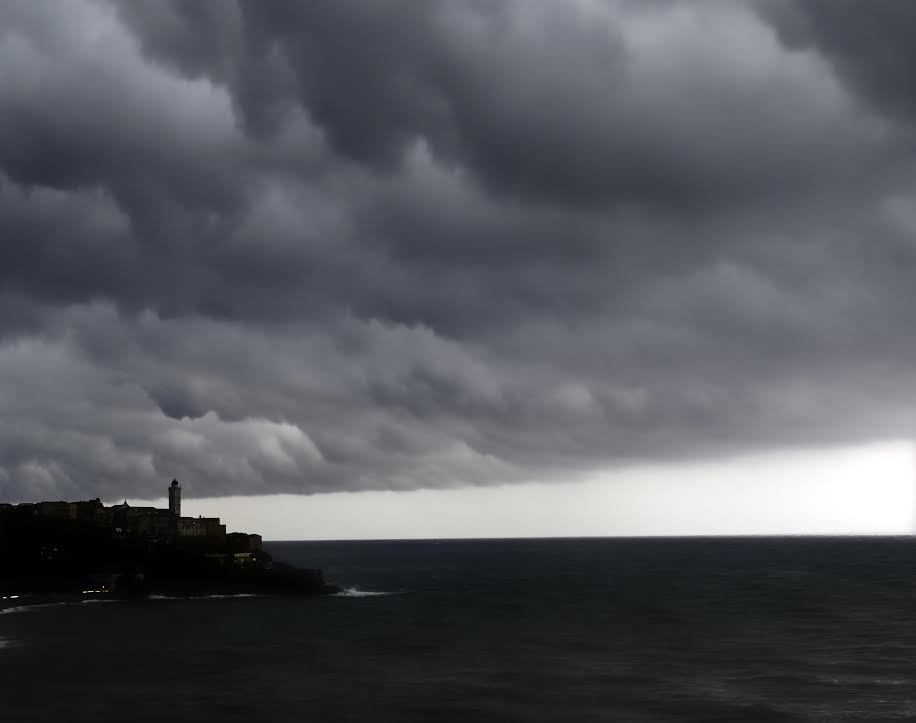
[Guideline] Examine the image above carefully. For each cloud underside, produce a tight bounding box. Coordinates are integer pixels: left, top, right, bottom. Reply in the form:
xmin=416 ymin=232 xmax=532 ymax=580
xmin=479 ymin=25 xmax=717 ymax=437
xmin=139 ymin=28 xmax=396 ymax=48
xmin=2 ymin=0 xmax=916 ymax=501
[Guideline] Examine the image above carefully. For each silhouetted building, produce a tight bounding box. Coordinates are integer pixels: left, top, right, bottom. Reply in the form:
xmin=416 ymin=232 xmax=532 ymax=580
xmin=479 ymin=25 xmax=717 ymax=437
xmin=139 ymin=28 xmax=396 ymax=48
xmin=227 ymin=532 xmax=262 ymax=553
xmin=72 ymin=499 xmax=105 ymax=524
xmin=177 ymin=517 xmax=205 ymax=537
xmin=36 ymin=501 xmax=72 ymax=520
xmin=124 ymin=507 xmax=175 ymax=539
xmin=204 ymin=517 xmax=226 ymax=538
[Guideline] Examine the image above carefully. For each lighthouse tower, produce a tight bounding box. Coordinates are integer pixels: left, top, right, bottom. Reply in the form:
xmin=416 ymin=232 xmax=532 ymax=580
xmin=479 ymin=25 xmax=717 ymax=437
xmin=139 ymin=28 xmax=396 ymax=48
xmin=168 ymin=479 xmax=181 ymax=517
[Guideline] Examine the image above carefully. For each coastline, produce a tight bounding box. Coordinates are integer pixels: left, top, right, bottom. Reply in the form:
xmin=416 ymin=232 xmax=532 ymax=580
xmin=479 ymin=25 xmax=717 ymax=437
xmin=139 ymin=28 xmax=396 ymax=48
xmin=1 ymin=484 xmax=340 ymax=605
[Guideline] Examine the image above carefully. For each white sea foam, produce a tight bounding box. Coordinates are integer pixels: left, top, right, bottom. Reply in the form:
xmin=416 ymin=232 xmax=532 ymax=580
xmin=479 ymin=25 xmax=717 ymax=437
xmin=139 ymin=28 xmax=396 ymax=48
xmin=148 ymin=593 xmax=262 ymax=601
xmin=200 ymin=593 xmax=261 ymax=599
xmin=333 ymin=587 xmax=396 ymax=598
xmin=0 ymin=603 xmax=66 ymax=615
xmin=0 ymin=598 xmax=117 ymax=615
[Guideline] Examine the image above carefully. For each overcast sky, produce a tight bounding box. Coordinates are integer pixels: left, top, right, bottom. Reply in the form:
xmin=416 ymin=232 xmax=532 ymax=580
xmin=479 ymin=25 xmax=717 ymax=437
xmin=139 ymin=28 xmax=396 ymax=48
xmin=2 ymin=1 xmax=916 ymax=536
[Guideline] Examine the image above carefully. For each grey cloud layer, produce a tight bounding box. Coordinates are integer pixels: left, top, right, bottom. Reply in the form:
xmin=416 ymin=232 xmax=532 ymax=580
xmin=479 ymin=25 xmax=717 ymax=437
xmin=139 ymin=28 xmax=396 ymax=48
xmin=2 ymin=0 xmax=916 ymax=501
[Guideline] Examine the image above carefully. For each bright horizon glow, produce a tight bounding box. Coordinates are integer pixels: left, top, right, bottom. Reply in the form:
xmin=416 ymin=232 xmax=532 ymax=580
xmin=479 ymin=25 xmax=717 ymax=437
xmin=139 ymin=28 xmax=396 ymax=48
xmin=124 ymin=440 xmax=916 ymax=541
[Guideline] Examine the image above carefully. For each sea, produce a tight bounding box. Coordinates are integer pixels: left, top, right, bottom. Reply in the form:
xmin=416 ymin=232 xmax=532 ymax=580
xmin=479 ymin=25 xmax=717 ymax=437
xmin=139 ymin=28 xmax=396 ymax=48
xmin=3 ymin=536 xmax=916 ymax=722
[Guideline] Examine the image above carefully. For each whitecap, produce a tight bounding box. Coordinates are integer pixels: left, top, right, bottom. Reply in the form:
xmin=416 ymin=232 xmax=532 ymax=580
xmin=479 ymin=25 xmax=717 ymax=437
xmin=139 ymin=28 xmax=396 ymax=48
xmin=148 ymin=593 xmax=261 ymax=601
xmin=0 ymin=603 xmax=66 ymax=615
xmin=333 ymin=586 xmax=397 ymax=598
xmin=0 ymin=598 xmax=118 ymax=615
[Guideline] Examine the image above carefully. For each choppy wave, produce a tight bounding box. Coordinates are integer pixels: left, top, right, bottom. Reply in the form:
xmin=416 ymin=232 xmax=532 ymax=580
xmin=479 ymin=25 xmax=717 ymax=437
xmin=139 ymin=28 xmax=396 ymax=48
xmin=148 ymin=593 xmax=262 ymax=601
xmin=0 ymin=603 xmax=67 ymax=615
xmin=0 ymin=598 xmax=118 ymax=615
xmin=333 ymin=587 xmax=397 ymax=598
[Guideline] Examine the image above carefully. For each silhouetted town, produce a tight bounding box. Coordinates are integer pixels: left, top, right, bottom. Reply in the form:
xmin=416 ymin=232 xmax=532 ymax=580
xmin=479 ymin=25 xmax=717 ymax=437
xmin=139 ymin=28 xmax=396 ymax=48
xmin=1 ymin=479 xmax=262 ymax=555
xmin=0 ymin=479 xmax=335 ymax=605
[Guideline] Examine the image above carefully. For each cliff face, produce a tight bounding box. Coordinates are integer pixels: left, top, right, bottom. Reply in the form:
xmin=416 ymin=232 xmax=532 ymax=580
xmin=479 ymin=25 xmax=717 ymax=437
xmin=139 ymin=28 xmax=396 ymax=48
xmin=0 ymin=508 xmax=336 ymax=598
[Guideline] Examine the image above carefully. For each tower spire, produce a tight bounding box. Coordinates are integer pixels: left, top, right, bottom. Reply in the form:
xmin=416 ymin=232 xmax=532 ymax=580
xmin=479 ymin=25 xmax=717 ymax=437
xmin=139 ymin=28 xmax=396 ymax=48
xmin=168 ymin=479 xmax=181 ymax=517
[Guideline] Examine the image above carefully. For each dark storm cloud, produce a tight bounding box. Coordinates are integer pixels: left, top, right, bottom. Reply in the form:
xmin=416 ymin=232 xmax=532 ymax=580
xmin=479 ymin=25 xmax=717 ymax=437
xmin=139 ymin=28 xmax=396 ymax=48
xmin=759 ymin=1 xmax=916 ymax=124
xmin=2 ymin=0 xmax=916 ymax=502
xmin=122 ymin=0 xmax=886 ymax=210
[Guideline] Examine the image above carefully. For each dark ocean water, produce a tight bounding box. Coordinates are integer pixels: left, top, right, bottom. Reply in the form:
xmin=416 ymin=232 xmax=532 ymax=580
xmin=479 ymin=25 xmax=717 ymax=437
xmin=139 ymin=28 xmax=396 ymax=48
xmin=3 ymin=537 xmax=916 ymax=722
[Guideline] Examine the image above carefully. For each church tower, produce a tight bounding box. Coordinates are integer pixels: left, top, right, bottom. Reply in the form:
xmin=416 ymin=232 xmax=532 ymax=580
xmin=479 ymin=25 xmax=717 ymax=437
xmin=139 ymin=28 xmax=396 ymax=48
xmin=168 ymin=479 xmax=181 ymax=517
